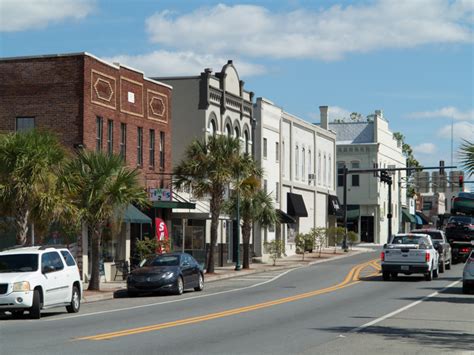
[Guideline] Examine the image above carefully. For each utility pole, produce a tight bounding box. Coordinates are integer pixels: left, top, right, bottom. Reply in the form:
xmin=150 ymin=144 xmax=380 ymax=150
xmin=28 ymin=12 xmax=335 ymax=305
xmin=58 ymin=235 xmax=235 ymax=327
xmin=342 ymin=166 xmax=348 ymax=251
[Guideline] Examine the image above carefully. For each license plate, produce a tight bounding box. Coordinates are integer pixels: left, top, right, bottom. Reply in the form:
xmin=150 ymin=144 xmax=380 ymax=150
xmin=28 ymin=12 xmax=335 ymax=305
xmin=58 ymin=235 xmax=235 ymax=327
xmin=401 ymin=265 xmax=409 ymax=271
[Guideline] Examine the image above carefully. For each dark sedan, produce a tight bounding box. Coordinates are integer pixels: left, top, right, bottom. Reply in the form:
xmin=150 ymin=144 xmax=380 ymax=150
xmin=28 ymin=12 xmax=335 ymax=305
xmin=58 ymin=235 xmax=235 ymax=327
xmin=127 ymin=253 xmax=204 ymax=296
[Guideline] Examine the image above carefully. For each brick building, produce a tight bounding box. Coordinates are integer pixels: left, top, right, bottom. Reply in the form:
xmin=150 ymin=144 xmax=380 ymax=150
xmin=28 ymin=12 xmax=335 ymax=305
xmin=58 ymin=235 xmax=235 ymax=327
xmin=0 ymin=52 xmax=183 ymax=280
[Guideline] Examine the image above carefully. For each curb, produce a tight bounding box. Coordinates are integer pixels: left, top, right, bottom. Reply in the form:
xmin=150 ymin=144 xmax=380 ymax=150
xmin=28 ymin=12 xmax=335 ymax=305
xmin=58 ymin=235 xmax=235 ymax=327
xmin=82 ymin=247 xmax=375 ymax=304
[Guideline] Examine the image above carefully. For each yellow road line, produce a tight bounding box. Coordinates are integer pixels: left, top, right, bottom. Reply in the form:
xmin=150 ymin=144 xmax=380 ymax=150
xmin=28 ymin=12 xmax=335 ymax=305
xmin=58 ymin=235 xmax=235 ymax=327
xmin=78 ymin=259 xmax=378 ymax=341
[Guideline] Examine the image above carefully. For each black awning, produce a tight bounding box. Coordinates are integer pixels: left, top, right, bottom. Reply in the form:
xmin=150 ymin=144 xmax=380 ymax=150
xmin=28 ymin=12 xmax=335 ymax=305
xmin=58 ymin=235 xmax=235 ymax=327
xmin=276 ymin=209 xmax=296 ymax=224
xmin=328 ymin=195 xmax=341 ymax=216
xmin=287 ymin=193 xmax=308 ymax=217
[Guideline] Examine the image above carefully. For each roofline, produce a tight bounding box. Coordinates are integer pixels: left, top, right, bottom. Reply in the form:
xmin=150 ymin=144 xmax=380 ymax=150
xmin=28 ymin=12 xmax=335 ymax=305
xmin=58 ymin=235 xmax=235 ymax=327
xmin=0 ymin=52 xmax=173 ymax=90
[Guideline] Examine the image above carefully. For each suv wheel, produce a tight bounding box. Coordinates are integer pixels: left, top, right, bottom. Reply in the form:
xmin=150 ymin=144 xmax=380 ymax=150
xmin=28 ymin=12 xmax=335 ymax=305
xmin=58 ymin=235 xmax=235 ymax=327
xmin=433 ymin=265 xmax=439 ymax=278
xmin=439 ymin=259 xmax=445 ymax=273
xmin=66 ymin=286 xmax=80 ymax=313
xmin=29 ymin=289 xmax=42 ymax=319
xmin=425 ymin=268 xmax=433 ymax=281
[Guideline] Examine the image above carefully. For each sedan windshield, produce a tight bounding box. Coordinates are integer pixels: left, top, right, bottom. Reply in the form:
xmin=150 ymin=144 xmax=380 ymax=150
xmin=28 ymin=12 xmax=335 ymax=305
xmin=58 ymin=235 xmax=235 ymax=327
xmin=0 ymin=254 xmax=38 ymax=272
xmin=146 ymin=255 xmax=179 ymax=267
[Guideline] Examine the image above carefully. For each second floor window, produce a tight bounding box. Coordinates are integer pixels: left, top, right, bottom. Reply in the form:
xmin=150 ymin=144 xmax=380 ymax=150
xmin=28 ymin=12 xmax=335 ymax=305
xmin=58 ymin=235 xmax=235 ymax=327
xmin=96 ymin=116 xmax=103 ymax=152
xmin=295 ymin=146 xmax=299 ymax=179
xmin=160 ymin=131 xmax=165 ymax=169
xmin=351 ymin=161 xmax=360 ymax=186
xmin=149 ymin=129 xmax=155 ymax=168
xmin=275 ymin=142 xmax=279 ymax=162
xmin=120 ymin=123 xmax=127 ymax=160
xmin=337 ymin=162 xmax=345 ymax=187
xmin=263 ymin=138 xmax=267 ymax=158
xmin=137 ymin=127 xmax=143 ymax=167
xmin=107 ymin=120 xmax=113 ymax=154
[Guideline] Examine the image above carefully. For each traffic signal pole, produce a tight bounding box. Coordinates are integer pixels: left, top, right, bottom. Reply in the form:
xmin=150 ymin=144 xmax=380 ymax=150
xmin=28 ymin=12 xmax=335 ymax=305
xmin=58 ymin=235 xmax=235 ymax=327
xmin=342 ymin=166 xmax=348 ymax=251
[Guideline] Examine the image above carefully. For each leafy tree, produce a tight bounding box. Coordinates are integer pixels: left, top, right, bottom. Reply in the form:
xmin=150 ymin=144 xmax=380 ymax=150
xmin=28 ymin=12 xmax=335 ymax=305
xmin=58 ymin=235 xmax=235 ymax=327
xmin=173 ymin=135 xmax=244 ymax=273
xmin=63 ymin=150 xmax=149 ymax=291
xmin=327 ymin=226 xmax=345 ymax=253
xmin=295 ymin=233 xmax=313 ymax=260
xmin=311 ymin=227 xmax=327 ymax=257
xmin=0 ymin=130 xmax=73 ymax=246
xmin=135 ymin=237 xmax=158 ymax=261
xmin=459 ymin=140 xmax=474 ymax=176
xmin=347 ymin=231 xmax=359 ymax=250
xmin=264 ymin=239 xmax=284 ymax=266
xmin=393 ymin=132 xmax=421 ymax=196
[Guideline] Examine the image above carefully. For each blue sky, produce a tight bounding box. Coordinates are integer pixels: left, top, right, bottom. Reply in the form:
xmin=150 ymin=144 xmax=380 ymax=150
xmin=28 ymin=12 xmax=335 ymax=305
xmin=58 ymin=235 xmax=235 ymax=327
xmin=1 ymin=0 xmax=473 ymax=173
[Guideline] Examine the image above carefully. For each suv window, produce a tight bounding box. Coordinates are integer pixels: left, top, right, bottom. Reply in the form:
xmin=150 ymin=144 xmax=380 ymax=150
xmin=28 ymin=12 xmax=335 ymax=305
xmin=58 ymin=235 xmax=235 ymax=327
xmin=0 ymin=254 xmax=38 ymax=273
xmin=60 ymin=250 xmax=76 ymax=266
xmin=448 ymin=216 xmax=474 ymax=224
xmin=412 ymin=230 xmax=443 ymax=240
xmin=42 ymin=251 xmax=64 ymax=272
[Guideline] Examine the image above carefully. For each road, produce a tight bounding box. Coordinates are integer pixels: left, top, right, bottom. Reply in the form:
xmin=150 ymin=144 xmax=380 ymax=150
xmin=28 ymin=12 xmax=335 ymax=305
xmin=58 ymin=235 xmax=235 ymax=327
xmin=1 ymin=250 xmax=472 ymax=354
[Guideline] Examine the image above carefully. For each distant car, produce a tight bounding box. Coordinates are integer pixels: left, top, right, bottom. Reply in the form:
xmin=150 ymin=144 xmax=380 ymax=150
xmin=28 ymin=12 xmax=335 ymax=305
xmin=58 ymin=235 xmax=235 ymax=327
xmin=411 ymin=229 xmax=452 ymax=272
xmin=127 ymin=252 xmax=204 ymax=296
xmin=0 ymin=246 xmax=82 ymax=319
xmin=445 ymin=215 xmax=474 ymax=263
xmin=462 ymin=249 xmax=474 ymax=294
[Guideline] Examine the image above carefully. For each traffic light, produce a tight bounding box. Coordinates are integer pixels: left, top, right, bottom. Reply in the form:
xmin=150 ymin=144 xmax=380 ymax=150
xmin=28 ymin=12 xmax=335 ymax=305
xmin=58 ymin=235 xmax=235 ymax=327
xmin=459 ymin=175 xmax=464 ymax=189
xmin=380 ymin=170 xmax=392 ymax=184
xmin=439 ymin=160 xmax=445 ymax=175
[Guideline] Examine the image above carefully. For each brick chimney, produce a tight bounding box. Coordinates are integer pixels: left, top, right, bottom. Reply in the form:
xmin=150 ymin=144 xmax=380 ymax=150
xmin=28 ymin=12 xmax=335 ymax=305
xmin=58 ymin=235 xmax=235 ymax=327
xmin=319 ymin=106 xmax=328 ymax=130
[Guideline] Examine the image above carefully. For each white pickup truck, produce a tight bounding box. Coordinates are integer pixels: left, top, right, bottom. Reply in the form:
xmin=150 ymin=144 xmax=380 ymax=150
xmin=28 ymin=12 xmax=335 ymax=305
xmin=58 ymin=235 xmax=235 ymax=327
xmin=381 ymin=233 xmax=439 ymax=281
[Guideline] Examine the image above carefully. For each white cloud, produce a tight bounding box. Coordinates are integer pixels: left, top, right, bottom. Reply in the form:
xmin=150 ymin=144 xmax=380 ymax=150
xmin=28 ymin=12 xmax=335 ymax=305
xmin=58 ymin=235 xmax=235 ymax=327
xmin=103 ymin=50 xmax=266 ymax=77
xmin=437 ymin=121 xmax=474 ymax=140
xmin=406 ymin=107 xmax=474 ymax=121
xmin=145 ymin=1 xmax=473 ymax=61
xmin=328 ymin=106 xmax=352 ymax=121
xmin=413 ymin=143 xmax=436 ymax=155
xmin=0 ymin=0 xmax=94 ymax=32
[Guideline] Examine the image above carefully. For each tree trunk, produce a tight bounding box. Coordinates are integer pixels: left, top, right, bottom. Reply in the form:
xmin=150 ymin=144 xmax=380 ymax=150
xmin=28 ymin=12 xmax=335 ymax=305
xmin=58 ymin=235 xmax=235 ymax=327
xmin=88 ymin=226 xmax=102 ymax=291
xmin=207 ymin=196 xmax=222 ymax=274
xmin=242 ymin=222 xmax=252 ymax=269
xmin=15 ymin=209 xmax=30 ymax=246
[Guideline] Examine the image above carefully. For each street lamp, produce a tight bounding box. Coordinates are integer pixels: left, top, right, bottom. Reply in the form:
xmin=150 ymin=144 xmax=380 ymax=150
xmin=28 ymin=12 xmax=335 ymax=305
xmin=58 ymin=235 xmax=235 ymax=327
xmin=235 ymin=173 xmax=241 ymax=271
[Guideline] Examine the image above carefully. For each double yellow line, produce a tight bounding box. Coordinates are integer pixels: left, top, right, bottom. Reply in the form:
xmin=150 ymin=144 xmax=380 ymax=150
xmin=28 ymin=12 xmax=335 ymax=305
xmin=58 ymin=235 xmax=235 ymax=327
xmin=78 ymin=259 xmax=379 ymax=341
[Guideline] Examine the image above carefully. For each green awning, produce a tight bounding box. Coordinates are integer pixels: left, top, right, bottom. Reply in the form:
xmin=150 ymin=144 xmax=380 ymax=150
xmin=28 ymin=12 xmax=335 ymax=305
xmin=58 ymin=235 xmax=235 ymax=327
xmin=402 ymin=208 xmax=416 ymax=223
xmin=123 ymin=204 xmax=151 ymax=224
xmin=152 ymin=201 xmax=196 ymax=209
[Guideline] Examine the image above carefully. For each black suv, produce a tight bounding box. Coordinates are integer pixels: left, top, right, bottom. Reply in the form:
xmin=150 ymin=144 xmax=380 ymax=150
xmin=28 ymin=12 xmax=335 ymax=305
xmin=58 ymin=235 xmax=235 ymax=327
xmin=445 ymin=215 xmax=474 ymax=263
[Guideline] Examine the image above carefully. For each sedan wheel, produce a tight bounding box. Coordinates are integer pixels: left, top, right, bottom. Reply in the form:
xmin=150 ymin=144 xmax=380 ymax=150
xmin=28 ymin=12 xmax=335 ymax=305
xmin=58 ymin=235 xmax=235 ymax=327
xmin=194 ymin=273 xmax=204 ymax=292
xmin=174 ymin=276 xmax=184 ymax=295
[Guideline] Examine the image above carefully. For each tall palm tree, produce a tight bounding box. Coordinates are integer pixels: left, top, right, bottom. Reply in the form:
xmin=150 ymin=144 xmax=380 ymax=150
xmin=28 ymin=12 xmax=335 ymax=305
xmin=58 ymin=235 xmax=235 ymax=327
xmin=459 ymin=140 xmax=474 ymax=176
xmin=0 ymin=130 xmax=70 ymax=246
xmin=225 ymin=183 xmax=278 ymax=269
xmin=63 ymin=150 xmax=149 ymax=291
xmin=173 ymin=135 xmax=244 ymax=273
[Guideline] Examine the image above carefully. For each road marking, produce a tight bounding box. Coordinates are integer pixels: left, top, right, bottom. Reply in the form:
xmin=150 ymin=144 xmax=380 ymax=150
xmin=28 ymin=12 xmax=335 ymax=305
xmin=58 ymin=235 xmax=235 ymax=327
xmin=350 ymin=279 xmax=462 ymax=333
xmin=78 ymin=259 xmax=377 ymax=341
xmin=45 ymin=268 xmax=299 ymax=322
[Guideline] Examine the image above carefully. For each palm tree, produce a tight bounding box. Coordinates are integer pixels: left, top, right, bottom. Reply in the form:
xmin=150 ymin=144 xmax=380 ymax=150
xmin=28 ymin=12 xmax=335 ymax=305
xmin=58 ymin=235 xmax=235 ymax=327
xmin=0 ymin=130 xmax=70 ymax=246
xmin=226 ymin=184 xmax=278 ymax=269
xmin=63 ymin=150 xmax=149 ymax=291
xmin=459 ymin=140 xmax=474 ymax=176
xmin=173 ymin=135 xmax=244 ymax=273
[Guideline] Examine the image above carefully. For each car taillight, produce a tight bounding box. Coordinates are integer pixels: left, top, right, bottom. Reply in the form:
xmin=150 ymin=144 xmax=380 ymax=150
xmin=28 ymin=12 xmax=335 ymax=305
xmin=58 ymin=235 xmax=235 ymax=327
xmin=425 ymin=253 xmax=430 ymax=262
xmin=380 ymin=251 xmax=385 ymax=261
xmin=460 ymin=247 xmax=470 ymax=253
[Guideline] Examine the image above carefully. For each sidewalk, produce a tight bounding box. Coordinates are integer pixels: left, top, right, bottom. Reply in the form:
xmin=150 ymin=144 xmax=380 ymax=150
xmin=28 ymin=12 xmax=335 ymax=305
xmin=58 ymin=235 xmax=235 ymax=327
xmin=82 ymin=246 xmax=375 ymax=303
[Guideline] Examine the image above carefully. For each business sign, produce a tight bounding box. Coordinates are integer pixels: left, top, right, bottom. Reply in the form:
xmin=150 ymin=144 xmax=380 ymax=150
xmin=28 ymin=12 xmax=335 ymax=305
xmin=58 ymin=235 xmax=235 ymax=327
xmin=149 ymin=188 xmax=172 ymax=201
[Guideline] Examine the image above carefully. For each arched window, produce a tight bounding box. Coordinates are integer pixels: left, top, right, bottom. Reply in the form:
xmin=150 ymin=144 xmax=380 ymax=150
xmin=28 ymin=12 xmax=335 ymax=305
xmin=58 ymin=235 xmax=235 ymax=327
xmin=234 ymin=126 xmax=240 ymax=138
xmin=244 ymin=130 xmax=250 ymax=154
xmin=208 ymin=119 xmax=217 ymax=136
xmin=302 ymin=148 xmax=306 ymax=181
xmin=226 ymin=123 xmax=232 ymax=137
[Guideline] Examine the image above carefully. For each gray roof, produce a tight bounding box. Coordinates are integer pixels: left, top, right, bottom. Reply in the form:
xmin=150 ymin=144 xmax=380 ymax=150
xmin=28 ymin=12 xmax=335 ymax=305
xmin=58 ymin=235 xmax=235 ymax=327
xmin=328 ymin=122 xmax=374 ymax=144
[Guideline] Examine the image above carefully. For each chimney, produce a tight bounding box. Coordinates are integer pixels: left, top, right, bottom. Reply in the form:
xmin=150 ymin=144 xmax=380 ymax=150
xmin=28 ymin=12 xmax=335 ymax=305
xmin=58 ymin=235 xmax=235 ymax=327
xmin=319 ymin=106 xmax=328 ymax=130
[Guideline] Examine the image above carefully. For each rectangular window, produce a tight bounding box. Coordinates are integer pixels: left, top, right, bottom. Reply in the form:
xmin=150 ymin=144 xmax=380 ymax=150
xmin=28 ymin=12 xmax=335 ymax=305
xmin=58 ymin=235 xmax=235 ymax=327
xmin=263 ymin=179 xmax=267 ymax=193
xmin=149 ymin=129 xmax=155 ymax=168
xmin=351 ymin=161 xmax=360 ymax=186
xmin=16 ymin=117 xmax=35 ymax=131
xmin=107 ymin=120 xmax=113 ymax=154
xmin=159 ymin=131 xmax=165 ymax=169
xmin=137 ymin=127 xmax=143 ymax=167
xmin=337 ymin=162 xmax=345 ymax=187
xmin=263 ymin=138 xmax=267 ymax=158
xmin=275 ymin=142 xmax=279 ymax=162
xmin=96 ymin=116 xmax=103 ymax=151
xmin=120 ymin=123 xmax=127 ymax=161
xmin=275 ymin=182 xmax=279 ymax=202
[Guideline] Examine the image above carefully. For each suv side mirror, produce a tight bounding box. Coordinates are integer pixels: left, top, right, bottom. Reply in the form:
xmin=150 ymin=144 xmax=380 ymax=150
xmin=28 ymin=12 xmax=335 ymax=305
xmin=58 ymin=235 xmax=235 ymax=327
xmin=42 ymin=265 xmax=55 ymax=274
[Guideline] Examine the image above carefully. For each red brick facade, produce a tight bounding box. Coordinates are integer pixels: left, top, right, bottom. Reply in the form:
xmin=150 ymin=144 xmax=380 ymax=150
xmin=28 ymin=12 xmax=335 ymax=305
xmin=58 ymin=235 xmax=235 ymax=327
xmin=0 ymin=53 xmax=172 ymax=189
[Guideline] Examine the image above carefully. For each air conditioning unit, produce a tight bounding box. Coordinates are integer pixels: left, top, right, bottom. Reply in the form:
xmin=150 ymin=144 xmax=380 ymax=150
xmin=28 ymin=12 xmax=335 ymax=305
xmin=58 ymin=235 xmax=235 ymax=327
xmin=308 ymin=173 xmax=316 ymax=181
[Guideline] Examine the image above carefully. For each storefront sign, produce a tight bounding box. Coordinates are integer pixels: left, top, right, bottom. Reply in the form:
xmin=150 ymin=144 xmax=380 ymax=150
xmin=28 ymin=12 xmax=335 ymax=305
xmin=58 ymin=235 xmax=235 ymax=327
xmin=149 ymin=188 xmax=172 ymax=201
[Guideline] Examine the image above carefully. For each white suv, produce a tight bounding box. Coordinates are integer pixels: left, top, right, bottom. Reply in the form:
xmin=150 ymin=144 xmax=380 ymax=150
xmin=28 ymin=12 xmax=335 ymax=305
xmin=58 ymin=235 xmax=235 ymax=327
xmin=0 ymin=246 xmax=82 ymax=319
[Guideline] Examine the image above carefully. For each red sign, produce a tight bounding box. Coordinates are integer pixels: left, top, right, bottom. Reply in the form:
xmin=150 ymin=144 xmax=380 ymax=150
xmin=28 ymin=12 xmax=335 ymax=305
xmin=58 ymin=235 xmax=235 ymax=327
xmin=155 ymin=218 xmax=169 ymax=253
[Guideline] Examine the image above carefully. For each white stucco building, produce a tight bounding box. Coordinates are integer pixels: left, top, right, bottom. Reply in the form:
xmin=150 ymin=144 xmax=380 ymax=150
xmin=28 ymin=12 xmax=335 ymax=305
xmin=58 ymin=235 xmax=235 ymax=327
xmin=154 ymin=61 xmax=254 ymax=266
xmin=254 ymin=98 xmax=338 ymax=258
xmin=329 ymin=110 xmax=406 ymax=244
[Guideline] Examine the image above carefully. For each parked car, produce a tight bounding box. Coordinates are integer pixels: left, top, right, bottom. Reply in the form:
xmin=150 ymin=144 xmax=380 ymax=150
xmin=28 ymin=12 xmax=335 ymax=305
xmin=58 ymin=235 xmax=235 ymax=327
xmin=381 ymin=233 xmax=439 ymax=281
xmin=411 ymin=229 xmax=452 ymax=272
xmin=462 ymin=249 xmax=474 ymax=294
xmin=445 ymin=215 xmax=474 ymax=263
xmin=127 ymin=252 xmax=204 ymax=296
xmin=0 ymin=246 xmax=82 ymax=319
